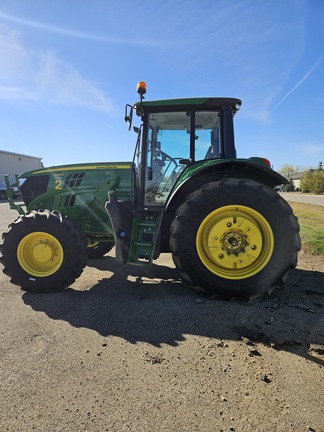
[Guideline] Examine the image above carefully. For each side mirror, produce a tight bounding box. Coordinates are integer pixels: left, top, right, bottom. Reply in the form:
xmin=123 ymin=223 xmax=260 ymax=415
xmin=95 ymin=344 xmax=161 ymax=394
xmin=124 ymin=104 xmax=134 ymax=131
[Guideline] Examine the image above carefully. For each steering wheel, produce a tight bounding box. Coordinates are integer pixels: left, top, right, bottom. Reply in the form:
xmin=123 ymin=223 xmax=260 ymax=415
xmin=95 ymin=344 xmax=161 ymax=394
xmin=156 ymin=149 xmax=179 ymax=168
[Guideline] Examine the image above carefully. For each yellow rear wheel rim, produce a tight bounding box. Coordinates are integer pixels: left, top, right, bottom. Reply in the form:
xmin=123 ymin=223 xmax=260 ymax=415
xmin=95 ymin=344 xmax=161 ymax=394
xmin=17 ymin=232 xmax=64 ymax=277
xmin=196 ymin=205 xmax=274 ymax=280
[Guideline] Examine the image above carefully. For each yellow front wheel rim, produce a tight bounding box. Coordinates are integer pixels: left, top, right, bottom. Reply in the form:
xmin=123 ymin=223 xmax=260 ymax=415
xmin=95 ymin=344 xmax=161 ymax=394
xmin=17 ymin=232 xmax=64 ymax=277
xmin=196 ymin=205 xmax=274 ymax=280
xmin=87 ymin=241 xmax=99 ymax=249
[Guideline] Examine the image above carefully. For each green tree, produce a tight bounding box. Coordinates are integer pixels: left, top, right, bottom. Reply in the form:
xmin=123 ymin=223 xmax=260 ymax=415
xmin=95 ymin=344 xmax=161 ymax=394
xmin=278 ymin=164 xmax=300 ymax=179
xmin=312 ymin=170 xmax=324 ymax=194
xmin=281 ymin=178 xmax=295 ymax=192
xmin=301 ymin=166 xmax=324 ymax=194
xmin=301 ymin=170 xmax=312 ymax=192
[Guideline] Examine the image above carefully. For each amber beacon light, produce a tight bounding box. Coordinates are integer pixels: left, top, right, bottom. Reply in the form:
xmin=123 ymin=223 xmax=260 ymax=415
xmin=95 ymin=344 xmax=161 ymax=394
xmin=137 ymin=81 xmax=147 ymax=101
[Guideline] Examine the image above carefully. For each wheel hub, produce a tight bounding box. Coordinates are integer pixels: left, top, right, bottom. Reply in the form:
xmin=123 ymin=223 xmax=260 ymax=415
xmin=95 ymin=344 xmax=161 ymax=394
xmin=222 ymin=230 xmax=246 ymax=253
xmin=33 ymin=242 xmax=55 ymax=263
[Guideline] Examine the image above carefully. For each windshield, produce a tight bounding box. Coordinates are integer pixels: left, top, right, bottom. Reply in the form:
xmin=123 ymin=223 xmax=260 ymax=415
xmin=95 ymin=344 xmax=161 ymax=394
xmin=144 ymin=110 xmax=221 ymax=205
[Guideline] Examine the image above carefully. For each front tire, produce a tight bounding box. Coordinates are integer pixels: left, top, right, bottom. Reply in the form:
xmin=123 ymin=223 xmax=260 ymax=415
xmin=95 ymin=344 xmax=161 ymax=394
xmin=0 ymin=210 xmax=87 ymax=293
xmin=170 ymin=178 xmax=301 ymax=299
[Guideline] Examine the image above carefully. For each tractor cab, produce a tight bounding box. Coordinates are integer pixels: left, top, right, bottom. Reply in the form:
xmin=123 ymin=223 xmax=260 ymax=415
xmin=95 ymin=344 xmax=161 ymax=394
xmin=126 ymin=82 xmax=242 ymax=209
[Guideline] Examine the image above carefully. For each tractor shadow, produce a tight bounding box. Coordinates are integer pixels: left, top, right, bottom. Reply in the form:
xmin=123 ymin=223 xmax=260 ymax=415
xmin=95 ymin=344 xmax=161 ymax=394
xmin=22 ymin=254 xmax=324 ymax=366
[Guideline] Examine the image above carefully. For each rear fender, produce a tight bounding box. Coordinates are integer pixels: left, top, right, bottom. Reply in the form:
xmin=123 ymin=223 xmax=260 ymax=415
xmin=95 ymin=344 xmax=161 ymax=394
xmin=157 ymin=160 xmax=287 ymax=253
xmin=166 ymin=160 xmax=287 ymax=213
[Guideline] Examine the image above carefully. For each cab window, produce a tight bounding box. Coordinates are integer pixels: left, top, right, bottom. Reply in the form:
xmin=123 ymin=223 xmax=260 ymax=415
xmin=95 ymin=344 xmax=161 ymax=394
xmin=144 ymin=110 xmax=221 ymax=205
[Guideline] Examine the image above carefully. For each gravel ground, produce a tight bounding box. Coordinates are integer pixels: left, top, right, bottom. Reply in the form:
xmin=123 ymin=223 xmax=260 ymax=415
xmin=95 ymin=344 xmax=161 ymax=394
xmin=0 ymin=203 xmax=323 ymax=432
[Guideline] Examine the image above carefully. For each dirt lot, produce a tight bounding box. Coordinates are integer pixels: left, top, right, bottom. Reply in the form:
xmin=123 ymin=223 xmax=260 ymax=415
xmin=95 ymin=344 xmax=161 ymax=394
xmin=0 ymin=203 xmax=323 ymax=432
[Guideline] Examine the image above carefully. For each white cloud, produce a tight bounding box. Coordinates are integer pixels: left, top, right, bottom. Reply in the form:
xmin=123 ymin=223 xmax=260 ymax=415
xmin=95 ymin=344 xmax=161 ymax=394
xmin=0 ymin=24 xmax=113 ymax=112
xmin=299 ymin=143 xmax=324 ymax=156
xmin=150 ymin=1 xmax=306 ymax=125
xmin=0 ymin=12 xmax=170 ymax=48
xmin=0 ymin=86 xmax=36 ymax=99
xmin=270 ymin=56 xmax=324 ymax=114
xmin=0 ymin=2 xmax=309 ymax=123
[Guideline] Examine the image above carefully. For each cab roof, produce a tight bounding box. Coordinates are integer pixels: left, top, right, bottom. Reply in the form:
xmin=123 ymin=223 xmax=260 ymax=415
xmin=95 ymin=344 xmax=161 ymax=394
xmin=135 ymin=97 xmax=242 ymax=112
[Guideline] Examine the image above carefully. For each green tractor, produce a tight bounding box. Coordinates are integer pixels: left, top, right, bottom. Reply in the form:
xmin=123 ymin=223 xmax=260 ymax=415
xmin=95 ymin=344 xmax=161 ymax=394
xmin=0 ymin=82 xmax=300 ymax=299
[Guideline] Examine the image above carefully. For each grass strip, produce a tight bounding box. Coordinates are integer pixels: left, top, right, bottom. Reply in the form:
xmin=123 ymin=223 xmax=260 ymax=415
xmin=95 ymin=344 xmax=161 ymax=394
xmin=289 ymin=201 xmax=324 ymax=255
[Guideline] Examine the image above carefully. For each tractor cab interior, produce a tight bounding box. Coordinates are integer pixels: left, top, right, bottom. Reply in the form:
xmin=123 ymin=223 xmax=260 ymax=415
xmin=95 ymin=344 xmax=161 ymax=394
xmin=143 ymin=110 xmax=222 ymax=204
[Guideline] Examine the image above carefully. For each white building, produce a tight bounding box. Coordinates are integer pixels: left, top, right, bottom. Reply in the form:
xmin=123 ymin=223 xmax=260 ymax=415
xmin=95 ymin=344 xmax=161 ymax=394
xmin=0 ymin=150 xmax=43 ymax=182
xmin=290 ymin=173 xmax=302 ymax=192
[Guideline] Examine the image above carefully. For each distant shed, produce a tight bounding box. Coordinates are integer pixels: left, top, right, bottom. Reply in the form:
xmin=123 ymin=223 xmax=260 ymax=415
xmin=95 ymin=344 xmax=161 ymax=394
xmin=0 ymin=150 xmax=43 ymax=182
xmin=290 ymin=173 xmax=302 ymax=191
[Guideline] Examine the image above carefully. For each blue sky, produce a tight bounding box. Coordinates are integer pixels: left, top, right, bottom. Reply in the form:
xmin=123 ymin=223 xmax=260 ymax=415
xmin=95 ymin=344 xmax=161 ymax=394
xmin=0 ymin=0 xmax=323 ymax=171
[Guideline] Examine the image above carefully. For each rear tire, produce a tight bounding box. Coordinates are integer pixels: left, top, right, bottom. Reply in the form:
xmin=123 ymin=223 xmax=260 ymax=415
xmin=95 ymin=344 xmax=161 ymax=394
xmin=0 ymin=210 xmax=87 ymax=293
xmin=170 ymin=178 xmax=301 ymax=300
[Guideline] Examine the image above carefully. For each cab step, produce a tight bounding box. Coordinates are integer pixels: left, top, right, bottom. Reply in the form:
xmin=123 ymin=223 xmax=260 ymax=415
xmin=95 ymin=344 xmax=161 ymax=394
xmin=128 ymin=214 xmax=161 ymax=265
